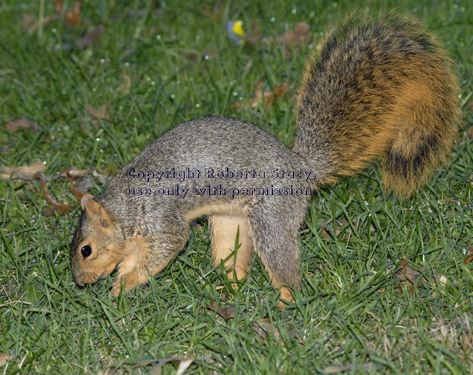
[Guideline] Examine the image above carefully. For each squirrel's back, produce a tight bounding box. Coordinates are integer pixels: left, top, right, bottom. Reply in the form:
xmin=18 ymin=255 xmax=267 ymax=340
xmin=295 ymin=14 xmax=461 ymax=197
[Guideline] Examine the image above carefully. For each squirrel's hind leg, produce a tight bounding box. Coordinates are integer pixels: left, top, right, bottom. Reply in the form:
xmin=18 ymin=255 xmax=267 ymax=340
xmin=209 ymin=214 xmax=254 ymax=282
xmin=248 ymin=199 xmax=305 ymax=308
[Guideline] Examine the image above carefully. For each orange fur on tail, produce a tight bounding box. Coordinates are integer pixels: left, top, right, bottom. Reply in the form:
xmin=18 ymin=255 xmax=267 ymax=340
xmin=295 ymin=13 xmax=460 ymax=197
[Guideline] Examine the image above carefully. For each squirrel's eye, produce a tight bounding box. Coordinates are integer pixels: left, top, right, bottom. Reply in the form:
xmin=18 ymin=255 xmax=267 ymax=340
xmin=81 ymin=245 xmax=92 ymax=258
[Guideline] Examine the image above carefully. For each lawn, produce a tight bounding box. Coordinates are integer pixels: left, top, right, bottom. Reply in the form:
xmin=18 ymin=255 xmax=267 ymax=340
xmin=1 ymin=0 xmax=473 ymax=374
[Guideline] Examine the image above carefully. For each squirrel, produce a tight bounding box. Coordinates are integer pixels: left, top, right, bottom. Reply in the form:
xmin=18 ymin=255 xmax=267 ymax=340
xmin=70 ymin=14 xmax=460 ymax=306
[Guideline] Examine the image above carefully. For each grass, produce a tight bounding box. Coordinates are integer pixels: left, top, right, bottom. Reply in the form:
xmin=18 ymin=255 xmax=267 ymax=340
xmin=1 ymin=0 xmax=473 ymax=374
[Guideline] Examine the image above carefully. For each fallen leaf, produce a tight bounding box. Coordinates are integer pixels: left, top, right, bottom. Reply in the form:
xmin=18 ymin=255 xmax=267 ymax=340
xmin=75 ymin=175 xmax=97 ymax=192
xmin=395 ymin=259 xmax=424 ymax=295
xmin=253 ymin=318 xmax=282 ymax=344
xmin=324 ymin=363 xmax=376 ymax=373
xmin=22 ymin=13 xmax=58 ymax=33
xmin=92 ymin=170 xmax=107 ymax=186
xmin=55 ymin=167 xmax=106 ymax=195
xmin=466 ymin=97 xmax=473 ymax=113
xmin=231 ymin=78 xmax=289 ymax=111
xmin=2 ymin=118 xmax=43 ymax=133
xmin=191 ymin=221 xmax=203 ymax=232
xmin=207 ymin=302 xmax=235 ymax=321
xmin=56 ymin=166 xmax=87 ymax=178
xmin=175 ymin=358 xmax=194 ymax=375
xmin=249 ymin=21 xmax=311 ymax=57
xmin=278 ymin=22 xmax=311 ymax=48
xmin=469 ymin=127 xmax=473 ymax=140
xmin=64 ymin=0 xmax=83 ymax=27
xmin=69 ymin=182 xmax=84 ymax=203
xmin=118 ymin=74 xmax=132 ymax=94
xmin=321 ymin=227 xmax=330 ymax=239
xmin=74 ymin=25 xmax=104 ymax=49
xmin=1 ymin=161 xmax=46 ymax=180
xmin=183 ymin=50 xmax=198 ymax=62
xmin=200 ymin=0 xmax=223 ymax=20
xmin=55 ymin=167 xmax=106 ymax=190
xmin=22 ymin=14 xmax=36 ymax=31
xmin=54 ymin=0 xmax=62 ymax=13
xmin=202 ymin=47 xmax=218 ymax=62
xmin=0 ymin=354 xmax=10 ymax=367
xmin=242 ymin=59 xmax=253 ymax=77
xmin=85 ymin=104 xmax=111 ymax=122
xmin=464 ymin=246 xmax=473 ymax=264
xmin=132 ymin=357 xmax=194 ymax=375
xmin=245 ymin=23 xmax=261 ymax=45
xmin=34 ymin=173 xmax=72 ymax=215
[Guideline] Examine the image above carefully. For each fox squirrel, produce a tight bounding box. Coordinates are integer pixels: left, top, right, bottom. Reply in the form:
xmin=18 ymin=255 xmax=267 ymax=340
xmin=70 ymin=14 xmax=460 ymax=306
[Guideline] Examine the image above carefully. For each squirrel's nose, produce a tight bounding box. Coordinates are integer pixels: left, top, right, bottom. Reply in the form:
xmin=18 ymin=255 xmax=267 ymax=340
xmin=73 ymin=276 xmax=85 ymax=288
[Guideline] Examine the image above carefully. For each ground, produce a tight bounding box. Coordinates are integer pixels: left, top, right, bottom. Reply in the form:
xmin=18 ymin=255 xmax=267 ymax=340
xmin=1 ymin=0 xmax=472 ymax=374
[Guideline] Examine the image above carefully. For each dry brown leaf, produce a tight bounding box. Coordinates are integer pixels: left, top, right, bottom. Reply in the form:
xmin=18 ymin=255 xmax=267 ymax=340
xmin=65 ymin=0 xmax=83 ymax=27
xmin=207 ymin=302 xmax=235 ymax=321
xmin=183 ymin=50 xmax=199 ymax=62
xmin=242 ymin=59 xmax=253 ymax=77
xmin=324 ymin=363 xmax=376 ymax=373
xmin=56 ymin=167 xmax=106 ymax=190
xmin=56 ymin=166 xmax=87 ymax=178
xmin=246 ymin=21 xmax=310 ymax=51
xmin=22 ymin=14 xmax=36 ymax=31
xmin=321 ymin=227 xmax=331 ymax=239
xmin=202 ymin=47 xmax=218 ymax=61
xmin=74 ymin=25 xmax=104 ymax=49
xmin=3 ymin=118 xmax=43 ymax=133
xmin=69 ymin=182 xmax=84 ymax=203
xmin=200 ymin=0 xmax=223 ymax=20
xmin=133 ymin=357 xmax=194 ymax=375
xmin=295 ymin=22 xmax=310 ymax=39
xmin=231 ymin=79 xmax=289 ymax=111
xmin=468 ymin=127 xmax=473 ymax=140
xmin=1 ymin=161 xmax=46 ymax=180
xmin=279 ymin=22 xmax=311 ymax=47
xmin=395 ymin=259 xmax=424 ymax=295
xmin=54 ymin=0 xmax=63 ymax=13
xmin=85 ymin=104 xmax=111 ymax=122
xmin=34 ymin=174 xmax=72 ymax=215
xmin=464 ymin=246 xmax=473 ymax=264
xmin=467 ymin=97 xmax=473 ymax=113
xmin=191 ymin=222 xmax=203 ymax=232
xmin=320 ymin=222 xmax=345 ymax=239
xmin=175 ymin=358 xmax=194 ymax=375
xmin=246 ymin=23 xmax=261 ymax=45
xmin=75 ymin=175 xmax=97 ymax=192
xmin=55 ymin=167 xmax=107 ymax=195
xmin=0 ymin=354 xmax=10 ymax=367
xmin=118 ymin=74 xmax=132 ymax=94
xmin=252 ymin=22 xmax=311 ymax=57
xmin=253 ymin=318 xmax=282 ymax=344
xmin=23 ymin=13 xmax=58 ymax=33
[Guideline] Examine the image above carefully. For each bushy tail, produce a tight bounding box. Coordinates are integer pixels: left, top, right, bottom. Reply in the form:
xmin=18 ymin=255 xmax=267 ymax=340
xmin=294 ymin=13 xmax=461 ymax=198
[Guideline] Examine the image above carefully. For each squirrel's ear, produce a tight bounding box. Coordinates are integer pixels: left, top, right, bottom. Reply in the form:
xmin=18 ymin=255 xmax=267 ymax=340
xmin=80 ymin=194 xmax=94 ymax=210
xmin=83 ymin=198 xmax=113 ymax=229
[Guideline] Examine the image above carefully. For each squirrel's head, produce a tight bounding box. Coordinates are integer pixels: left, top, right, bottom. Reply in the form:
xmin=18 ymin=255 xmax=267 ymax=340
xmin=70 ymin=194 xmax=124 ymax=288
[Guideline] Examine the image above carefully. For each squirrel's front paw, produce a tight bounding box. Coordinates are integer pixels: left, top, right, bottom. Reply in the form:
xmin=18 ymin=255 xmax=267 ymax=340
xmin=112 ymin=271 xmax=150 ymax=297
